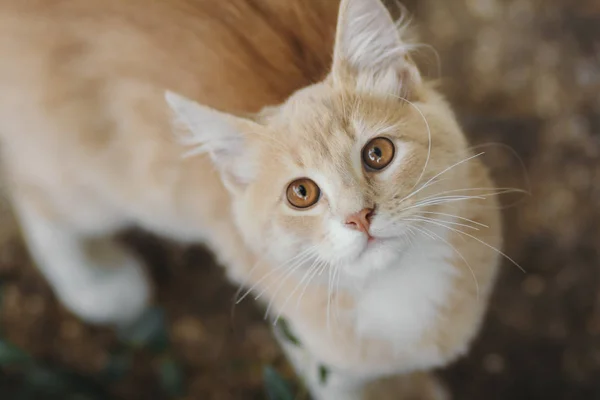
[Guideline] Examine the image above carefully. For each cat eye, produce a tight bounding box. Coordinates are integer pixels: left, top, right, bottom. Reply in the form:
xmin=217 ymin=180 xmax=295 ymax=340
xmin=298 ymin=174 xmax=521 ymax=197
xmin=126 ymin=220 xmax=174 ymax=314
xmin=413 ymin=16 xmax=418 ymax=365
xmin=286 ymin=178 xmax=320 ymax=209
xmin=362 ymin=137 xmax=395 ymax=171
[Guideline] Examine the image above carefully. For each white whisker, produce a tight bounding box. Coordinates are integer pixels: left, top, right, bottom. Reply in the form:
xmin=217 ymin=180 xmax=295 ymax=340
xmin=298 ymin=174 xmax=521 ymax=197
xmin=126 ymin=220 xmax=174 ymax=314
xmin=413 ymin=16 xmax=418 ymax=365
xmin=333 ymin=263 xmax=343 ymax=328
xmin=410 ymin=215 xmax=481 ymax=231
xmin=259 ymin=248 xmax=319 ymax=317
xmin=296 ymin=260 xmax=328 ymax=310
xmin=391 ymin=95 xmax=432 ymax=191
xmin=398 ymin=152 xmax=485 ymax=203
xmin=264 ymin=257 xmax=314 ymax=320
xmin=273 ymin=257 xmax=322 ymax=323
xmin=412 ymin=194 xmax=486 ymax=206
xmin=326 ymin=260 xmax=335 ymax=332
xmin=402 ymin=195 xmax=486 ymax=211
xmin=416 ymin=211 xmax=489 ymax=228
xmin=419 ymin=187 xmax=527 ymax=201
xmin=410 ymin=224 xmax=480 ymax=300
xmin=237 ymin=245 xmax=318 ymax=303
xmin=408 ymin=218 xmax=526 ymax=273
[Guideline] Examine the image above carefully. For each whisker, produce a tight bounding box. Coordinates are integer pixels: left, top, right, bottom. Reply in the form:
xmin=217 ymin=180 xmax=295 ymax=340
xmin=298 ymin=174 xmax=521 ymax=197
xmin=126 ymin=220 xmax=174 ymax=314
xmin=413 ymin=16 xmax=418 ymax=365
xmin=264 ymin=257 xmax=315 ymax=320
xmin=416 ymin=211 xmax=489 ymax=228
xmin=326 ymin=260 xmax=335 ymax=332
xmin=402 ymin=195 xmax=486 ymax=211
xmin=333 ymin=263 xmax=343 ymax=328
xmin=326 ymin=260 xmax=344 ymax=332
xmin=237 ymin=245 xmax=318 ymax=303
xmin=285 ymin=260 xmax=329 ymax=328
xmin=418 ymin=187 xmax=527 ymax=201
xmin=410 ymin=215 xmax=481 ymax=231
xmin=296 ymin=260 xmax=328 ymax=310
xmin=272 ymin=257 xmax=322 ymax=323
xmin=233 ymin=259 xmax=262 ymax=304
xmin=390 ymin=95 xmax=432 ymax=191
xmin=258 ymin=249 xmax=318 ymax=316
xmin=405 ymin=226 xmax=420 ymax=246
xmin=408 ymin=218 xmax=526 ymax=273
xmin=468 ymin=141 xmax=532 ymax=196
xmin=398 ymin=152 xmax=485 ymax=203
xmin=410 ymin=224 xmax=480 ymax=300
xmin=411 ymin=194 xmax=487 ymax=206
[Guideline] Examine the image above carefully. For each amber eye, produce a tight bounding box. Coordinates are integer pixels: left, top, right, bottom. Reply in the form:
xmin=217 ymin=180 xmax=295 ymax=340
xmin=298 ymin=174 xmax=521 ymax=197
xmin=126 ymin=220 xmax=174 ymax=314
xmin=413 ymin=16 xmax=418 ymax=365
xmin=286 ymin=178 xmax=320 ymax=209
xmin=362 ymin=137 xmax=395 ymax=170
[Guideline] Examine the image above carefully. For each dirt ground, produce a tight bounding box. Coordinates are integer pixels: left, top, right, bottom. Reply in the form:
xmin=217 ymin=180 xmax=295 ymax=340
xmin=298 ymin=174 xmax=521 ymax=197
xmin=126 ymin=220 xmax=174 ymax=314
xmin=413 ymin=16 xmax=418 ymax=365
xmin=1 ymin=0 xmax=599 ymax=399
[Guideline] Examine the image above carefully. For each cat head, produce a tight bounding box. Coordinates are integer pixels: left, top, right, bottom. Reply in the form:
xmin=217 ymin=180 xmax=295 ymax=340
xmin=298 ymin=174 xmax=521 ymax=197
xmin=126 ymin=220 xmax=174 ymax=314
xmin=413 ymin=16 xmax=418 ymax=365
xmin=167 ymin=0 xmax=471 ymax=281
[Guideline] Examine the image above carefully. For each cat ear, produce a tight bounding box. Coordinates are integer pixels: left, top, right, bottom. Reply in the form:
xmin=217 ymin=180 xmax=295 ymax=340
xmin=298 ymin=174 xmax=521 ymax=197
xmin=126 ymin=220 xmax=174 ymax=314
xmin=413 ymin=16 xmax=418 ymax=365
xmin=165 ymin=91 xmax=259 ymax=193
xmin=332 ymin=0 xmax=422 ymax=95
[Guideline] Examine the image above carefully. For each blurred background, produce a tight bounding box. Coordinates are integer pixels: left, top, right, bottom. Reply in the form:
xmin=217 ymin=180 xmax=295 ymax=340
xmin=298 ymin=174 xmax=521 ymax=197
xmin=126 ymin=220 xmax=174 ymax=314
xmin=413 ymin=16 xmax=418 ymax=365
xmin=0 ymin=0 xmax=599 ymax=399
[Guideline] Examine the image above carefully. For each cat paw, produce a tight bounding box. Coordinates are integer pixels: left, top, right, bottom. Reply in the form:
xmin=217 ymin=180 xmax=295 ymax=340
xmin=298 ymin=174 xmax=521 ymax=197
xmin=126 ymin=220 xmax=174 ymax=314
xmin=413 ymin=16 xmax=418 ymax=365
xmin=57 ymin=249 xmax=151 ymax=326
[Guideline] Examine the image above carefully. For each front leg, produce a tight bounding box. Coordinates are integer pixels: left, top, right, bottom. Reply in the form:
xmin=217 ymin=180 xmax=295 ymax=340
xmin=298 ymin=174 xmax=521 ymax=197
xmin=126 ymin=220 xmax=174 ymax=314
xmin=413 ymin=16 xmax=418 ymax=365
xmin=273 ymin=317 xmax=449 ymax=400
xmin=273 ymin=317 xmax=365 ymax=400
xmin=12 ymin=193 xmax=151 ymax=326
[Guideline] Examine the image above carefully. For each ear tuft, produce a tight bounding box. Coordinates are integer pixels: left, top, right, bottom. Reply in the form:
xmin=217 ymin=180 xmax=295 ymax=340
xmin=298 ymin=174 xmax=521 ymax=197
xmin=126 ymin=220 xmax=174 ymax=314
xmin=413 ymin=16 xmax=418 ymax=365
xmin=335 ymin=0 xmax=404 ymax=70
xmin=332 ymin=0 xmax=422 ymax=95
xmin=165 ymin=91 xmax=243 ymax=158
xmin=165 ymin=90 xmax=259 ymax=191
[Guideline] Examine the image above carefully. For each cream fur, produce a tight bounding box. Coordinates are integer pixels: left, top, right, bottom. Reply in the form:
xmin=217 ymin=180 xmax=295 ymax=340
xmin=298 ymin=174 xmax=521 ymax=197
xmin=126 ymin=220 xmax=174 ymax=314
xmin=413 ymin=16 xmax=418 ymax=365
xmin=0 ymin=0 xmax=501 ymax=398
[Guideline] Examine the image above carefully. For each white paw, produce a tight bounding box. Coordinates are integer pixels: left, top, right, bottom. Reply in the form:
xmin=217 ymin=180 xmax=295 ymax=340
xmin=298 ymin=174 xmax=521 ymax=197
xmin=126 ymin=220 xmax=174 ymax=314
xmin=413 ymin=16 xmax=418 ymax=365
xmin=57 ymin=251 xmax=151 ymax=326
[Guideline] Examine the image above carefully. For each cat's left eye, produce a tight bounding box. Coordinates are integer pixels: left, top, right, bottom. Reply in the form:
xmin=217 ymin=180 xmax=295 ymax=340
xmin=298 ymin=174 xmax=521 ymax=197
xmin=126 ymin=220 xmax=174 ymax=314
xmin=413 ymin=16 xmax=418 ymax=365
xmin=362 ymin=137 xmax=395 ymax=170
xmin=286 ymin=178 xmax=320 ymax=209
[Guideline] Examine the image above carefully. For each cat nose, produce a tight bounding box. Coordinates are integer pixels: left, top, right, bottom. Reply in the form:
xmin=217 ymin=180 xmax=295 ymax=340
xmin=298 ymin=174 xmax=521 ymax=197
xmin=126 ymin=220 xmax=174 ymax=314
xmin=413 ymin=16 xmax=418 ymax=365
xmin=345 ymin=208 xmax=374 ymax=235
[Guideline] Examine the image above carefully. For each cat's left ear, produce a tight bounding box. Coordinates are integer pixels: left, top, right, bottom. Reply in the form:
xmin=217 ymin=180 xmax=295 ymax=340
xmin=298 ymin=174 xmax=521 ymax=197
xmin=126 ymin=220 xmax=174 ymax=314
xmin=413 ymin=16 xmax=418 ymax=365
xmin=331 ymin=0 xmax=422 ymax=96
xmin=165 ymin=91 xmax=260 ymax=194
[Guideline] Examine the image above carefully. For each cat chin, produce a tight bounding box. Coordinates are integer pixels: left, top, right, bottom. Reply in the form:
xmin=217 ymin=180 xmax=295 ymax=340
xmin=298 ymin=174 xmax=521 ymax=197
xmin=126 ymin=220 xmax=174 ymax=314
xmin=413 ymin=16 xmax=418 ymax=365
xmin=337 ymin=239 xmax=404 ymax=281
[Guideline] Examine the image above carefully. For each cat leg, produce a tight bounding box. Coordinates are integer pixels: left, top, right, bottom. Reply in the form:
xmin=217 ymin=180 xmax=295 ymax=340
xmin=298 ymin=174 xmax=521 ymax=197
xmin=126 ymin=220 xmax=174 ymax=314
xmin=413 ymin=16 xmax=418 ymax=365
xmin=273 ymin=320 xmax=364 ymax=400
xmin=12 ymin=195 xmax=151 ymax=326
xmin=273 ymin=319 xmax=449 ymax=400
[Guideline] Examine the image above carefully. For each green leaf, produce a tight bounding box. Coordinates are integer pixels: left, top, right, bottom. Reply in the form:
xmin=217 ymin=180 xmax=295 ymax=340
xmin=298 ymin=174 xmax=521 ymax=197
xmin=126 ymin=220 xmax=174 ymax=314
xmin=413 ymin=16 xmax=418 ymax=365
xmin=318 ymin=364 xmax=329 ymax=385
xmin=263 ymin=366 xmax=294 ymax=400
xmin=117 ymin=307 xmax=168 ymax=352
xmin=159 ymin=356 xmax=185 ymax=398
xmin=100 ymin=351 xmax=131 ymax=383
xmin=0 ymin=338 xmax=32 ymax=367
xmin=275 ymin=318 xmax=301 ymax=347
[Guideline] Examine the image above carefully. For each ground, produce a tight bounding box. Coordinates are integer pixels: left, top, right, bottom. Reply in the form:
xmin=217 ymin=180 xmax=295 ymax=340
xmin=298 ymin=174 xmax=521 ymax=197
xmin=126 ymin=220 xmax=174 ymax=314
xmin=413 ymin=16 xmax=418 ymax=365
xmin=1 ymin=0 xmax=599 ymax=399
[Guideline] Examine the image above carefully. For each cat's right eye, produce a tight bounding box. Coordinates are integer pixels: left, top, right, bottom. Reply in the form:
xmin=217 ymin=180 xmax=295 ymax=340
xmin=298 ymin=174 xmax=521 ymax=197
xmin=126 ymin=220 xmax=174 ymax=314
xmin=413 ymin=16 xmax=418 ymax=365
xmin=286 ymin=178 xmax=320 ymax=209
xmin=362 ymin=137 xmax=395 ymax=171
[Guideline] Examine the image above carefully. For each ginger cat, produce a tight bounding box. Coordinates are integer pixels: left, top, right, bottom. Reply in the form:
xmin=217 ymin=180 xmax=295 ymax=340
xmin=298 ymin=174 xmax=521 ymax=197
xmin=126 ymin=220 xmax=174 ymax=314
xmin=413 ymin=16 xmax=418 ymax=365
xmin=0 ymin=0 xmax=502 ymax=398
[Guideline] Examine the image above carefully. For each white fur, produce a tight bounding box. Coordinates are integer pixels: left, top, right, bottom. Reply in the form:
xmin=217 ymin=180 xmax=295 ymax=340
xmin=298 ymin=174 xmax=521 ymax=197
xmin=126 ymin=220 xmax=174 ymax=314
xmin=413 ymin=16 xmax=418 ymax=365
xmin=165 ymin=91 xmax=242 ymax=156
xmin=333 ymin=0 xmax=422 ymax=97
xmin=335 ymin=0 xmax=408 ymax=70
xmin=271 ymin=223 xmax=458 ymax=398
xmin=13 ymin=198 xmax=150 ymax=326
xmin=275 ymin=329 xmax=366 ymax=400
xmin=165 ymin=90 xmax=258 ymax=188
xmin=354 ymin=225 xmax=456 ymax=366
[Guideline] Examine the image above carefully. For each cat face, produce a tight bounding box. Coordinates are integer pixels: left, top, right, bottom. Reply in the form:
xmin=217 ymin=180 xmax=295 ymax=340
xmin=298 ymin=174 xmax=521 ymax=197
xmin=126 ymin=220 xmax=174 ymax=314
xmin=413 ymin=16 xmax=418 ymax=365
xmin=167 ymin=0 xmax=471 ymax=280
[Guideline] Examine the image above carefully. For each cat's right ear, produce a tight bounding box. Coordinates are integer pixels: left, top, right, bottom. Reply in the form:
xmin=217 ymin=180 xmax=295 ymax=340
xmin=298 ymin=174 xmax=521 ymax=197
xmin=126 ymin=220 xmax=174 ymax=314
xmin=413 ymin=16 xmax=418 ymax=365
xmin=331 ymin=0 xmax=422 ymax=96
xmin=165 ymin=91 xmax=260 ymax=194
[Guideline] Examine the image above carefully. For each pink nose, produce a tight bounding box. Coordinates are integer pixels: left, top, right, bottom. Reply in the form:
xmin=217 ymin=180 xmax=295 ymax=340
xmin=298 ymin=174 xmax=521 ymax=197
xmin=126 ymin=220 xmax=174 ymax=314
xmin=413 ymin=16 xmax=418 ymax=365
xmin=345 ymin=208 xmax=374 ymax=235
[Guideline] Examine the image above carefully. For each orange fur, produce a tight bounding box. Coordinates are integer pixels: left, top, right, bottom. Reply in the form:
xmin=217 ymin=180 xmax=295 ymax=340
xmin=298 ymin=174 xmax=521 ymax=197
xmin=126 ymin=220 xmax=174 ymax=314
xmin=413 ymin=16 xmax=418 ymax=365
xmin=0 ymin=0 xmax=501 ymax=398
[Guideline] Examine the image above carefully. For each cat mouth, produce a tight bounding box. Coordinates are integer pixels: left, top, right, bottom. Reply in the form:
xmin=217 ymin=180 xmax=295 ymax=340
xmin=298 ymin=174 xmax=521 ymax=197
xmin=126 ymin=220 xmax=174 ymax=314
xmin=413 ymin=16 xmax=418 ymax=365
xmin=359 ymin=236 xmax=386 ymax=254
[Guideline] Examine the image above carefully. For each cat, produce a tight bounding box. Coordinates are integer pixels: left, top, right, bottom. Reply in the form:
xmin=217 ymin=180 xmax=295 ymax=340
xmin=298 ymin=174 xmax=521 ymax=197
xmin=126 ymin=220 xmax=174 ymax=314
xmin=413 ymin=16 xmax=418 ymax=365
xmin=0 ymin=0 xmax=502 ymax=399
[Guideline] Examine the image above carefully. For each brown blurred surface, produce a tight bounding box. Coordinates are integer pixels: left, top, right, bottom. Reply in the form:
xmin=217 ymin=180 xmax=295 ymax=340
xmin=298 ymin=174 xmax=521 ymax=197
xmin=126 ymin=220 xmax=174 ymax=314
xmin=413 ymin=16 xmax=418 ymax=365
xmin=1 ymin=0 xmax=599 ymax=399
